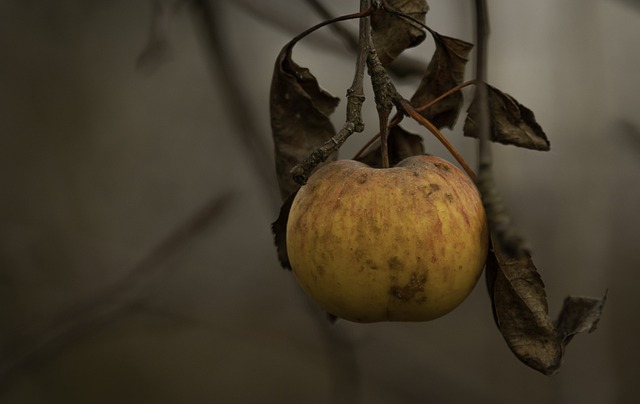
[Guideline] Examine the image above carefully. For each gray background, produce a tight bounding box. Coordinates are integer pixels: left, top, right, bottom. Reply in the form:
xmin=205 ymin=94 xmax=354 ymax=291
xmin=1 ymin=0 xmax=638 ymax=403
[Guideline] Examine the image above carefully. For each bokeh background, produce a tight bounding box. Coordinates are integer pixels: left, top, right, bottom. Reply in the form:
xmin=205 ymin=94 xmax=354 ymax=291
xmin=1 ymin=1 xmax=638 ymax=403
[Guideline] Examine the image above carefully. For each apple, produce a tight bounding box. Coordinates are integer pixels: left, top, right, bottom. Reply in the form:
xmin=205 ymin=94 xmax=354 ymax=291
xmin=286 ymin=155 xmax=489 ymax=322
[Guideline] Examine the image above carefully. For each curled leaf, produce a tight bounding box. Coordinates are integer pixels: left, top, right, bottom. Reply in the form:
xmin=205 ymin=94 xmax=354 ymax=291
xmin=486 ymin=237 xmax=606 ymax=375
xmin=465 ymin=84 xmax=550 ymax=150
xmin=356 ymin=125 xmax=425 ymax=168
xmin=556 ymin=293 xmax=607 ymax=344
xmin=372 ymin=0 xmax=429 ymax=66
xmin=410 ymin=35 xmax=473 ymax=129
xmin=270 ymin=43 xmax=340 ymax=199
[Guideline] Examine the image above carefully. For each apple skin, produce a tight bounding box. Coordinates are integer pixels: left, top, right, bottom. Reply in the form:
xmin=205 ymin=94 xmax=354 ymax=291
xmin=286 ymin=155 xmax=489 ymax=323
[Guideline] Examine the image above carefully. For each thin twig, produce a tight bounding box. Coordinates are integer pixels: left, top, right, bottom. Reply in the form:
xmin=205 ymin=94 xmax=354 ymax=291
xmin=474 ymin=0 xmax=528 ymax=257
xmin=474 ymin=1 xmax=491 ymax=168
xmin=190 ymin=0 xmax=280 ymax=206
xmin=290 ymin=2 xmax=378 ymax=184
xmin=304 ymin=0 xmax=427 ymax=79
xmin=0 ymin=192 xmax=234 ymax=392
xmin=353 ymin=80 xmax=477 ymax=160
xmin=365 ymin=25 xmax=397 ymax=168
xmin=346 ymin=0 xmax=370 ymax=133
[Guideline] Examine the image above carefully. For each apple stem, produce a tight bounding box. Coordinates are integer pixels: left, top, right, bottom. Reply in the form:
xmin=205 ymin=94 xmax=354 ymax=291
xmin=352 ymin=80 xmax=477 ymax=161
xmin=378 ymin=108 xmax=391 ymax=168
xmin=400 ymin=99 xmax=476 ymax=180
xmin=352 ymin=113 xmax=403 ymax=160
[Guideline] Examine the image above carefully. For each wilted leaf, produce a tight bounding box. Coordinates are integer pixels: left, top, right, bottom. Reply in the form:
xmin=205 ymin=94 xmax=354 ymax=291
xmin=556 ymin=293 xmax=607 ymax=345
xmin=410 ymin=35 xmax=473 ymax=129
xmin=486 ymin=237 xmax=606 ymax=375
xmin=465 ymin=84 xmax=550 ymax=150
xmin=356 ymin=125 xmax=425 ymax=168
xmin=270 ymin=43 xmax=340 ymax=199
xmin=486 ymin=240 xmax=559 ymax=374
xmin=271 ymin=191 xmax=297 ymax=270
xmin=372 ymin=0 xmax=429 ymax=66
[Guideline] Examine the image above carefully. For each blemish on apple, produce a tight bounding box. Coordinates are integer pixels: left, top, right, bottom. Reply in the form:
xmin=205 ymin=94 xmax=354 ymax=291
xmin=389 ymin=271 xmax=428 ymax=303
xmin=388 ymin=256 xmax=404 ymax=271
xmin=286 ymin=155 xmax=488 ymax=322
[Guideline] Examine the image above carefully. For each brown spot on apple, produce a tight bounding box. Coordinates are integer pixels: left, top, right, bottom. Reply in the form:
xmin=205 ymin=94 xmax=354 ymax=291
xmin=353 ymin=248 xmax=366 ymax=261
xmin=445 ymin=193 xmax=454 ymax=203
xmin=365 ymin=259 xmax=378 ymax=270
xmin=433 ymin=162 xmax=451 ymax=172
xmin=388 ymin=256 xmax=403 ymax=271
xmin=389 ymin=271 xmax=428 ymax=303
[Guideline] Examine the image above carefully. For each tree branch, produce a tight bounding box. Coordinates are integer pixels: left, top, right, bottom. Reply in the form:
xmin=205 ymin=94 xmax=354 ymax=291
xmin=474 ymin=0 xmax=528 ymax=257
xmin=290 ymin=1 xmax=377 ymax=184
xmin=0 ymin=192 xmax=234 ymax=392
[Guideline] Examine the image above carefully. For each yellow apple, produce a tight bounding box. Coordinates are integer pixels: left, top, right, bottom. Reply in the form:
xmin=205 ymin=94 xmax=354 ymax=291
xmin=286 ymin=155 xmax=489 ymax=322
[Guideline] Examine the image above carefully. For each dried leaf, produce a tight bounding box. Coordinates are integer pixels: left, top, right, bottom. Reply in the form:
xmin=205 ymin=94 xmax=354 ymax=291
xmin=372 ymin=0 xmax=429 ymax=66
xmin=271 ymin=191 xmax=297 ymax=270
xmin=410 ymin=35 xmax=473 ymax=129
xmin=486 ymin=237 xmax=606 ymax=375
xmin=465 ymin=84 xmax=550 ymax=150
xmin=556 ymin=293 xmax=607 ymax=345
xmin=487 ymin=240 xmax=559 ymax=374
xmin=356 ymin=125 xmax=425 ymax=168
xmin=270 ymin=44 xmax=340 ymax=199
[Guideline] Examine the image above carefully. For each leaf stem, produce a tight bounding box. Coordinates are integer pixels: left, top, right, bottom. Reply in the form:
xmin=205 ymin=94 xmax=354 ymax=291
xmin=415 ymin=79 xmax=477 ymax=113
xmin=381 ymin=0 xmax=436 ymax=39
xmin=353 ymin=80 xmax=477 ymax=160
xmin=285 ymin=4 xmax=375 ymax=50
xmin=304 ymin=0 xmax=360 ymax=52
xmin=400 ymin=99 xmax=476 ymax=179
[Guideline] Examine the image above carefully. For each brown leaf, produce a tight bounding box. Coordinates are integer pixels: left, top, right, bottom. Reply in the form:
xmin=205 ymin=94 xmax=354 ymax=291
xmin=356 ymin=125 xmax=425 ymax=168
xmin=410 ymin=35 xmax=473 ymax=129
xmin=465 ymin=84 xmax=550 ymax=150
xmin=486 ymin=236 xmax=606 ymax=375
xmin=372 ymin=0 xmax=429 ymax=66
xmin=271 ymin=191 xmax=297 ymax=270
xmin=487 ymin=239 xmax=560 ymax=374
xmin=270 ymin=44 xmax=340 ymax=200
xmin=556 ymin=293 xmax=607 ymax=345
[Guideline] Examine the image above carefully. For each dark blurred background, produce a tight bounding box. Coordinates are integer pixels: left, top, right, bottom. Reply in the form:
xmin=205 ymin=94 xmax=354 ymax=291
xmin=1 ymin=1 xmax=638 ymax=403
